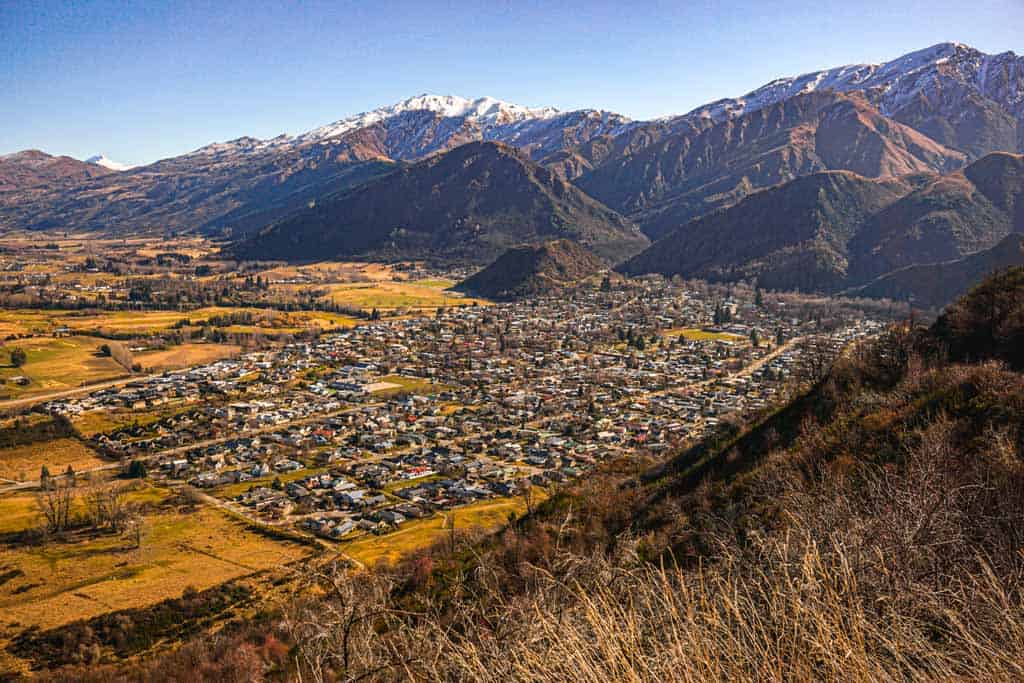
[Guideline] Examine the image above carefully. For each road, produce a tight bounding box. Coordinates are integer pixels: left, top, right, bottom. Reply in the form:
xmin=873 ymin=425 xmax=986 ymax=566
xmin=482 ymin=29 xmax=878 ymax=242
xmin=0 ymin=373 xmax=160 ymax=412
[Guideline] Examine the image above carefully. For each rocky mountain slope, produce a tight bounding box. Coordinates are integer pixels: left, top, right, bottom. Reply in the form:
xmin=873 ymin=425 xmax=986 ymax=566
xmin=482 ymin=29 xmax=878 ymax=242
xmin=619 ymin=152 xmax=1024 ymax=297
xmin=0 ymin=150 xmax=111 ymax=194
xmin=575 ymin=91 xmax=966 ymax=238
xmin=681 ymin=42 xmax=1024 ymax=158
xmin=849 ymin=233 xmax=1024 ymax=308
xmin=231 ymin=142 xmax=648 ymax=265
xmin=453 ymin=239 xmax=607 ymax=300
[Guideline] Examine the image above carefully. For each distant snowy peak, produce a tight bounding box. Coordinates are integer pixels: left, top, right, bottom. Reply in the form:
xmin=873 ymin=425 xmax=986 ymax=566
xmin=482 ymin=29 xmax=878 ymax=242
xmin=298 ymin=94 xmax=564 ymax=144
xmin=684 ymin=42 xmax=1023 ymax=123
xmin=86 ymin=154 xmax=133 ymax=171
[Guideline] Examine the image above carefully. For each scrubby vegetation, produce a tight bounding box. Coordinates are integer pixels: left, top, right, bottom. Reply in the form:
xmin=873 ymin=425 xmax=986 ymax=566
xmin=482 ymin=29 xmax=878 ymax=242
xmin=10 ymin=582 xmax=254 ymax=669
xmin=33 ymin=268 xmax=1024 ymax=681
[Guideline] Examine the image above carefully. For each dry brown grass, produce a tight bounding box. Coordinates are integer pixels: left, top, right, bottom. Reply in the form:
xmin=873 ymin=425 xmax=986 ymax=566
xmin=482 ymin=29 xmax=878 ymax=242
xmin=134 ymin=343 xmax=241 ymax=372
xmin=0 ymin=438 xmax=107 ymax=482
xmin=0 ymin=503 xmax=309 ymax=634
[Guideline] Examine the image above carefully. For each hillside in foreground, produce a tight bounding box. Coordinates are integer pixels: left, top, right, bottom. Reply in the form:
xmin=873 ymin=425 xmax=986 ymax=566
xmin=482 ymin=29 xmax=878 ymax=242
xmin=46 ymin=267 xmax=1024 ymax=681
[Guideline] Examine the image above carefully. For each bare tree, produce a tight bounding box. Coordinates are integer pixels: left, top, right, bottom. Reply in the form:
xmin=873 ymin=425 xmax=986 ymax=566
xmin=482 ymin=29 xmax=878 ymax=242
xmin=85 ymin=483 xmax=129 ymax=532
xmin=36 ymin=482 xmax=75 ymax=534
xmin=282 ymin=562 xmax=404 ymax=683
xmin=520 ymin=481 xmax=535 ymax=517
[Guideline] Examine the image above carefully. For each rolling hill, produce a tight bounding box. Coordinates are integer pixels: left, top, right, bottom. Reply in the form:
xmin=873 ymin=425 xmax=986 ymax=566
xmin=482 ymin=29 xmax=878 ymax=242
xmin=453 ymin=239 xmax=607 ymax=300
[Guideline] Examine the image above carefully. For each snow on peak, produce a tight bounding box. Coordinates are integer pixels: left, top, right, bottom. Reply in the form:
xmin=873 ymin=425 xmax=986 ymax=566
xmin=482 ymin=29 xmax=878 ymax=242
xmin=682 ymin=42 xmax=996 ymax=123
xmin=86 ymin=154 xmax=133 ymax=171
xmin=299 ymin=94 xmax=561 ymax=143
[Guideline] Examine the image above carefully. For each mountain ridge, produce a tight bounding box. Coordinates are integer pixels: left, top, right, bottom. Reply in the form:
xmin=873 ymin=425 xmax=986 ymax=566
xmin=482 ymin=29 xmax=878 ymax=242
xmin=619 ymin=151 xmax=1024 ymax=301
xmin=230 ymin=141 xmax=649 ymax=265
xmin=1 ymin=41 xmax=1021 ymax=251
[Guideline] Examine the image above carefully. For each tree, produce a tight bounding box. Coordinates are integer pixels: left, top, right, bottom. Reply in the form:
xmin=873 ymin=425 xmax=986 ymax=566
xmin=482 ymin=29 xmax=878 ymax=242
xmin=755 ymin=287 xmax=764 ymax=307
xmin=85 ymin=483 xmax=129 ymax=532
xmin=126 ymin=460 xmax=148 ymax=479
xmin=37 ymin=483 xmax=75 ymax=534
xmin=40 ymin=465 xmax=52 ymax=488
xmin=520 ymin=482 xmax=535 ymax=517
xmin=750 ymin=328 xmax=761 ymax=347
xmin=9 ymin=347 xmax=26 ymax=367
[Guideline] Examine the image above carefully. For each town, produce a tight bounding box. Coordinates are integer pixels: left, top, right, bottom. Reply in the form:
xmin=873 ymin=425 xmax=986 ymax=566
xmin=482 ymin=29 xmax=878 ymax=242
xmin=29 ymin=277 xmax=886 ymax=544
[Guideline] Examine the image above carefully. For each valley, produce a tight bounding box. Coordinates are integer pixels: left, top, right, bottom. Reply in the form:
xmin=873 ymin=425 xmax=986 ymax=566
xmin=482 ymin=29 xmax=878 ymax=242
xmin=1 ymin=27 xmax=1023 ymax=680
xmin=0 ymin=245 xmax=890 ymax=672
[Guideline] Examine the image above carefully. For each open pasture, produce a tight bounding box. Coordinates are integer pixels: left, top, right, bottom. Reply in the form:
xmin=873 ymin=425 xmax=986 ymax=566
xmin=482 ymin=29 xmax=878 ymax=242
xmin=0 ymin=501 xmax=309 ymax=634
xmin=0 ymin=336 xmax=125 ymax=399
xmin=0 ymin=438 xmax=107 ymax=483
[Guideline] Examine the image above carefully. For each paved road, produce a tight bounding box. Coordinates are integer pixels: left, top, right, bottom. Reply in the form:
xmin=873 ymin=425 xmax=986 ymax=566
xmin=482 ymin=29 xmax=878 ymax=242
xmin=0 ymin=373 xmax=160 ymax=412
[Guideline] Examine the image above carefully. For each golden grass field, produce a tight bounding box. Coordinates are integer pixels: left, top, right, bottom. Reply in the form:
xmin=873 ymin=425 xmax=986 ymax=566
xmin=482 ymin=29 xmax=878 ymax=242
xmin=311 ymin=279 xmax=489 ymax=311
xmin=372 ymin=374 xmax=449 ymax=397
xmin=257 ymin=261 xmax=401 ymax=283
xmin=663 ymin=327 xmax=748 ymax=343
xmin=0 ymin=336 xmax=126 ymax=398
xmin=0 ymin=497 xmax=309 ymax=635
xmin=0 ymin=438 xmax=108 ymax=483
xmin=135 ymin=343 xmax=240 ymax=372
xmin=0 ymin=307 xmax=361 ymax=337
xmin=342 ymin=495 xmax=536 ymax=567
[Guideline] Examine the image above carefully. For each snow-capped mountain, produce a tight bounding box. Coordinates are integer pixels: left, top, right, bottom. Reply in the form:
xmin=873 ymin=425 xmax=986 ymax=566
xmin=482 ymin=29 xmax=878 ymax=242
xmin=1 ymin=43 xmax=1020 ymax=241
xmin=86 ymin=154 xmax=133 ymax=171
xmin=297 ymin=94 xmax=561 ymax=143
xmin=183 ymin=93 xmax=631 ymax=164
xmin=685 ymin=43 xmax=1020 ymax=121
xmin=679 ymin=43 xmax=1023 ymax=157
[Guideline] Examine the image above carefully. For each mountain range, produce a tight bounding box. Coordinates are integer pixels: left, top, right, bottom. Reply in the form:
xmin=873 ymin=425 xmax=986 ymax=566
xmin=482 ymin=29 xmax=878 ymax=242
xmin=230 ymin=142 xmax=648 ymax=265
xmin=619 ymin=151 xmax=1024 ymax=295
xmin=2 ymin=42 xmax=1023 ymax=305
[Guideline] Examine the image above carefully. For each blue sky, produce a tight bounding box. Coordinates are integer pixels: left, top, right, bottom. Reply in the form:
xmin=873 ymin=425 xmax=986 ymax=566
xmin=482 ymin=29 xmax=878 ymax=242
xmin=2 ymin=0 xmax=1021 ymax=166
